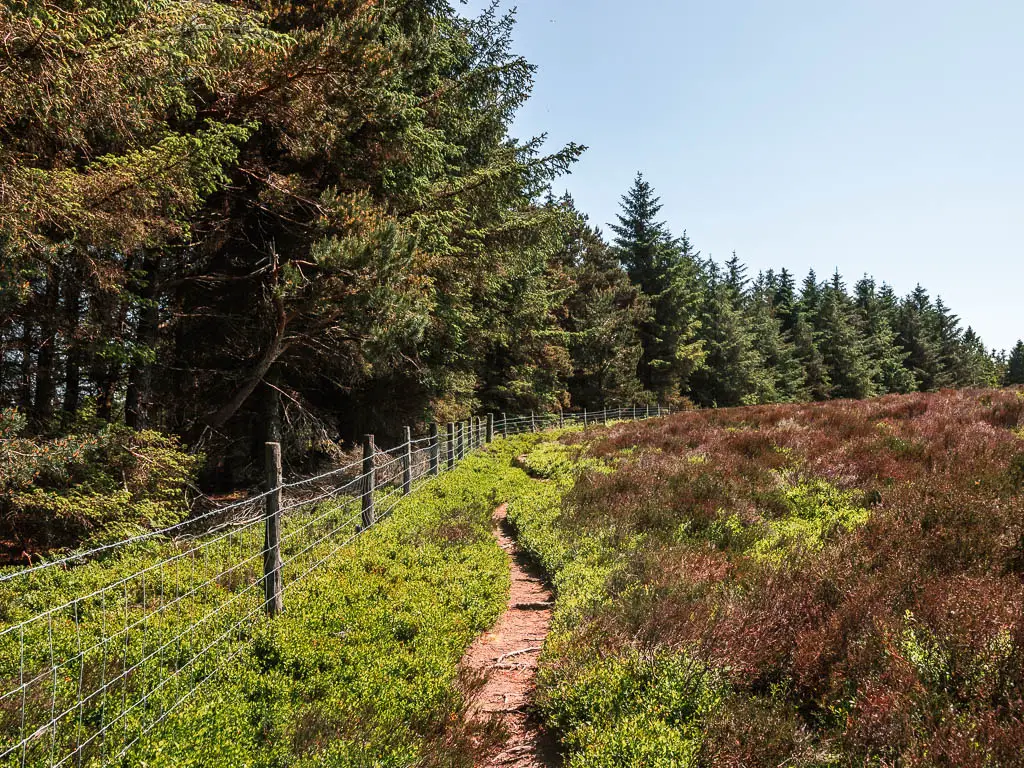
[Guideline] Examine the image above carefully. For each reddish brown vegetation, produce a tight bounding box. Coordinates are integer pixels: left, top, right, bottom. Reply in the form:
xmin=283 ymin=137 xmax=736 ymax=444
xmin=563 ymin=389 xmax=1024 ymax=766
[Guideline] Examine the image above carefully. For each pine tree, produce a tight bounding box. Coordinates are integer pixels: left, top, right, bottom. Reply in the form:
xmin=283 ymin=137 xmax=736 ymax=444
xmin=690 ymin=267 xmax=765 ymax=407
xmin=747 ymin=287 xmax=807 ymax=402
xmin=558 ymin=204 xmax=648 ymax=408
xmin=610 ymin=174 xmax=705 ymax=402
xmin=773 ymin=268 xmax=799 ymax=332
xmin=814 ymin=273 xmax=876 ymax=399
xmin=896 ymin=286 xmax=944 ymax=390
xmin=853 ymin=277 xmax=916 ymax=393
xmin=724 ymin=253 xmax=749 ymax=303
xmin=1006 ymin=341 xmax=1024 ymax=386
xmin=960 ymin=328 xmax=1001 ymax=387
xmin=792 ymin=313 xmax=831 ymax=400
xmin=800 ymin=269 xmax=824 ymax=319
xmin=934 ymin=297 xmax=969 ymax=387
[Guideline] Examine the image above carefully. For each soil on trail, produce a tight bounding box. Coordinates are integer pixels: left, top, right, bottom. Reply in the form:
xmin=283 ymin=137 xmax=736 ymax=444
xmin=462 ymin=503 xmax=560 ymax=768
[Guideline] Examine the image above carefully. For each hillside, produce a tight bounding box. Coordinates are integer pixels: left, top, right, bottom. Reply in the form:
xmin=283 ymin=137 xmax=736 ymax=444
xmin=508 ymin=388 xmax=1024 ymax=766
xmin=2 ymin=390 xmax=1023 ymax=766
xmin=2 ymin=3 xmax=1022 ymax=765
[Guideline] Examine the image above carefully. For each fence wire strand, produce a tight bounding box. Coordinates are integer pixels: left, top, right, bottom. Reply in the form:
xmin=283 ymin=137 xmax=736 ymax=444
xmin=0 ymin=406 xmax=663 ymax=766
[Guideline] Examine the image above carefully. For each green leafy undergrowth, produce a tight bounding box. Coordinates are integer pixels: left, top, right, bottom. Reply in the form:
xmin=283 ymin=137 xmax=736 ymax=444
xmin=0 ymin=439 xmax=548 ymax=767
xmin=694 ymin=477 xmax=869 ymax=565
xmin=514 ymin=436 xmax=603 ymax=482
xmin=505 ymin=436 xmax=727 ymax=768
xmin=505 ymin=431 xmax=876 ymax=767
xmin=749 ymin=478 xmax=869 ymax=564
xmin=0 ymin=408 xmax=201 ymax=556
xmin=544 ymin=650 xmax=723 ymax=768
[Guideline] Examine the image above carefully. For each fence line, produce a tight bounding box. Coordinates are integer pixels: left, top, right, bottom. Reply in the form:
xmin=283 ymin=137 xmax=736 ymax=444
xmin=0 ymin=405 xmax=663 ymax=767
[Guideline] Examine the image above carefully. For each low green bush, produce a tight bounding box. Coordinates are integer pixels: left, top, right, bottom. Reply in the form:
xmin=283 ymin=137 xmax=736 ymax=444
xmin=0 ymin=409 xmax=201 ymax=555
xmin=0 ymin=439 xmax=543 ymax=767
xmin=749 ymin=478 xmax=869 ymax=564
xmin=505 ymin=435 xmax=731 ymax=768
xmin=505 ymin=428 xmax=881 ymax=767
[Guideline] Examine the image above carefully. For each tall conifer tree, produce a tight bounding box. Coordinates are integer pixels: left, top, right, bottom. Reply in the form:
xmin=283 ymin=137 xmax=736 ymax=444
xmin=690 ymin=266 xmax=765 ymax=407
xmin=748 ymin=285 xmax=807 ymax=402
xmin=896 ymin=286 xmax=944 ymax=390
xmin=1006 ymin=341 xmax=1024 ymax=386
xmin=610 ymin=174 xmax=704 ymax=402
xmin=854 ymin=277 xmax=916 ymax=393
xmin=814 ymin=272 xmax=876 ymax=399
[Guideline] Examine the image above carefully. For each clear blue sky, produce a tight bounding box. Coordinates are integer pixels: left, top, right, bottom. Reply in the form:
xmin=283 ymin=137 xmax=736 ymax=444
xmin=458 ymin=0 xmax=1023 ymax=351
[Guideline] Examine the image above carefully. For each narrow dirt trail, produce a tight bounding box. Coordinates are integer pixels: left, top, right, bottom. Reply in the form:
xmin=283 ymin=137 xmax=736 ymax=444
xmin=462 ymin=503 xmax=560 ymax=768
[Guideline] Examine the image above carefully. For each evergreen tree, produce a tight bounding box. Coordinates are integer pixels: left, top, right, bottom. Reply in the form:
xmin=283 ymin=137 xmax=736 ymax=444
xmin=934 ymin=297 xmax=968 ymax=387
xmin=690 ymin=267 xmax=765 ymax=407
xmin=896 ymin=286 xmax=944 ymax=390
xmin=853 ymin=277 xmax=916 ymax=393
xmin=747 ymin=287 xmax=807 ymax=402
xmin=960 ymin=328 xmax=1002 ymax=388
xmin=1006 ymin=341 xmax=1024 ymax=386
xmin=792 ymin=313 xmax=831 ymax=400
xmin=558 ymin=204 xmax=648 ymax=408
xmin=610 ymin=174 xmax=705 ymax=402
xmin=814 ymin=273 xmax=876 ymax=399
xmin=773 ymin=268 xmax=799 ymax=332
xmin=800 ymin=269 xmax=824 ymax=319
xmin=877 ymin=283 xmax=901 ymax=325
xmin=724 ymin=253 xmax=749 ymax=304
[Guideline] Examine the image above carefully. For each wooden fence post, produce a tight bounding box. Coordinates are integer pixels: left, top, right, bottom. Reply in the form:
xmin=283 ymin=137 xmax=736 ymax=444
xmin=263 ymin=442 xmax=284 ymax=617
xmin=645 ymin=404 xmax=650 ymax=419
xmin=402 ymin=426 xmax=412 ymax=494
xmin=486 ymin=413 xmax=494 ymax=443
xmin=361 ymin=434 xmax=375 ymax=529
xmin=446 ymin=422 xmax=455 ymax=469
xmin=501 ymin=412 xmax=507 ymax=438
xmin=458 ymin=420 xmax=466 ymax=459
xmin=583 ymin=408 xmax=588 ymax=427
xmin=429 ymin=423 xmax=439 ymax=476
xmin=559 ymin=408 xmax=564 ymax=428
xmin=531 ymin=411 xmax=536 ymax=432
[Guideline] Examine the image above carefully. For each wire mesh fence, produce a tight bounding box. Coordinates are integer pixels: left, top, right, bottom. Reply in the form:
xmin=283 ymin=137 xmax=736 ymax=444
xmin=0 ymin=404 xmax=663 ymax=766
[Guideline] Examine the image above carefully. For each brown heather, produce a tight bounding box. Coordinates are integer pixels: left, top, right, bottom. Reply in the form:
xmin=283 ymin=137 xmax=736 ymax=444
xmin=560 ymin=388 xmax=1024 ymax=766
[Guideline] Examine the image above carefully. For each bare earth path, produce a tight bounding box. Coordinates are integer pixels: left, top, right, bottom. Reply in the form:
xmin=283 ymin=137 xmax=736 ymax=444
xmin=462 ymin=503 xmax=560 ymax=768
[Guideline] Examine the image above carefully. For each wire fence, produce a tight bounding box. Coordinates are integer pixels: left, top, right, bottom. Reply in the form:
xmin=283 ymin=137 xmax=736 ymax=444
xmin=0 ymin=405 xmax=663 ymax=767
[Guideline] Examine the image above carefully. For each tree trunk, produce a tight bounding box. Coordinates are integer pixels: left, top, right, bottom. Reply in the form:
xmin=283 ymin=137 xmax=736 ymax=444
xmin=126 ymin=255 xmax=160 ymax=430
xmin=32 ymin=267 xmax=61 ymax=430
xmin=93 ymin=255 xmax=135 ymax=423
xmin=18 ymin=304 xmax=34 ymax=415
xmin=198 ymin=293 xmax=289 ymax=439
xmin=264 ymin=380 xmax=282 ymax=445
xmin=61 ymin=267 xmax=83 ymax=427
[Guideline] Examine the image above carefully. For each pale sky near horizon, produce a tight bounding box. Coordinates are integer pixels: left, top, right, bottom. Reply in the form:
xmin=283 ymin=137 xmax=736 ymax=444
xmin=458 ymin=0 xmax=1023 ymax=351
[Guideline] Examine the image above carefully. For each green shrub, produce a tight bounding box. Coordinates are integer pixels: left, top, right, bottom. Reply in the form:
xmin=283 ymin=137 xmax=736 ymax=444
xmin=504 ymin=436 xmax=729 ymax=768
xmin=749 ymin=478 xmax=869 ymax=564
xmin=0 ymin=410 xmax=201 ymax=554
xmin=0 ymin=439 xmax=543 ymax=767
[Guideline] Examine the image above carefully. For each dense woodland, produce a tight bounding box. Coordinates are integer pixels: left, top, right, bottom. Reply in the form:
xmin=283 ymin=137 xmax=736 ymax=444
xmin=1 ymin=1 xmax=1021 ymax=486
